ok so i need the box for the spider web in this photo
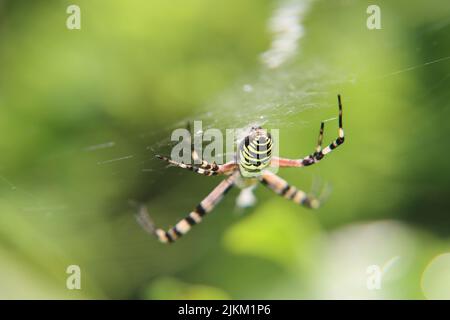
[138,0,347,162]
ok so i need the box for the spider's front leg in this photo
[186,121,213,169]
[137,172,238,243]
[156,122,237,176]
[156,155,236,176]
[259,170,321,209]
[271,94,345,168]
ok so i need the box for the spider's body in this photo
[138,95,345,243]
[238,127,273,177]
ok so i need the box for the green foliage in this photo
[144,277,230,300]
[0,0,449,299]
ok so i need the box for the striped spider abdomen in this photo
[238,126,273,177]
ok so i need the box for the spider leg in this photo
[315,121,325,153]
[136,172,238,243]
[271,94,345,168]
[156,155,237,176]
[259,170,321,209]
[156,122,237,175]
[187,121,225,169]
[186,121,208,167]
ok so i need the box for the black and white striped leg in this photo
[302,94,344,166]
[186,122,214,169]
[259,170,321,209]
[271,94,345,168]
[316,121,325,153]
[155,122,221,176]
[137,172,238,243]
[155,155,221,176]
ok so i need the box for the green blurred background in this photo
[0,0,449,299]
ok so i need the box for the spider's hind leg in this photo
[136,173,238,243]
[259,170,321,209]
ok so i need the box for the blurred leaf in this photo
[223,198,321,269]
[144,277,230,300]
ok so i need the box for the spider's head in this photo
[238,127,273,178]
[250,125,262,131]
[248,126,268,141]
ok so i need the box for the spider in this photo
[137,95,345,243]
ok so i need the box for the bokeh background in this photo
[0,0,449,299]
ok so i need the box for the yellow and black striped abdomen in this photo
[238,132,272,177]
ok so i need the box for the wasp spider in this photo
[137,95,345,243]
